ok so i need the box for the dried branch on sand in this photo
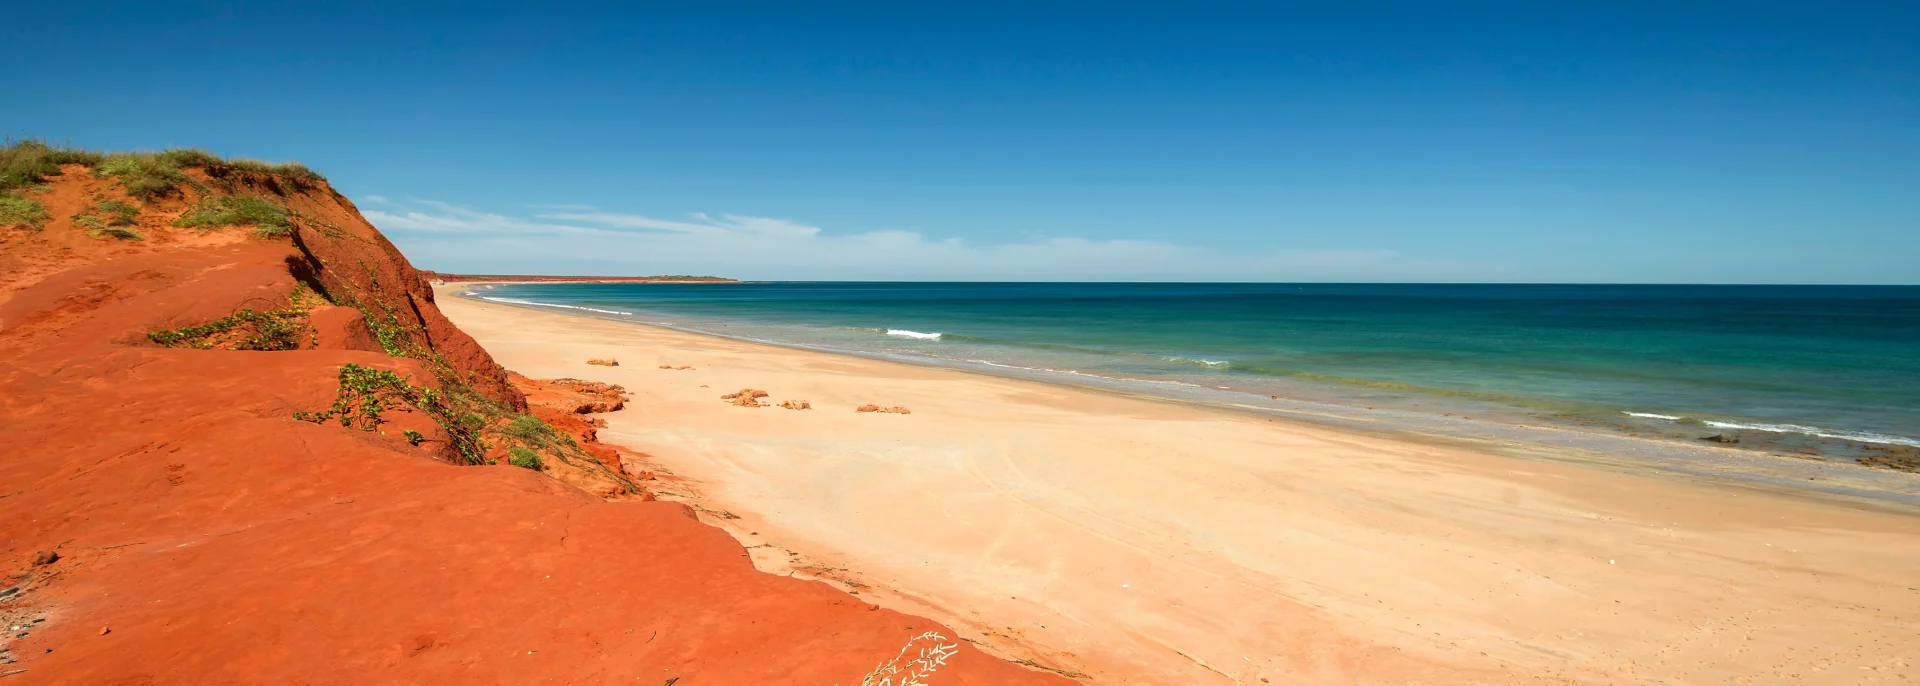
[860,631,960,686]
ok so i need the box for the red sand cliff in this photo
[0,159,1069,684]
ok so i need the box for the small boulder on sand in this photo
[721,389,769,407]
[549,378,628,413]
[780,400,811,410]
[586,358,619,367]
[856,404,911,415]
[658,364,694,370]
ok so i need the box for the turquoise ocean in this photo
[467,283,1920,463]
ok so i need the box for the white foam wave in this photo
[478,296,634,317]
[886,329,942,340]
[962,359,1204,388]
[1166,356,1230,368]
[1622,411,1920,447]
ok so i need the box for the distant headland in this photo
[422,271,737,284]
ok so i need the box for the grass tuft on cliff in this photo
[174,195,293,238]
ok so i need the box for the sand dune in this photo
[443,292,1920,685]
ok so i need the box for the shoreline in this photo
[449,286,1920,510]
[439,287,1920,684]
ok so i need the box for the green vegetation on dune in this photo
[96,154,196,200]
[0,139,102,193]
[94,225,145,241]
[72,200,144,239]
[0,139,90,230]
[92,200,140,221]
[223,157,326,183]
[0,138,325,240]
[0,194,49,230]
[507,446,544,471]
[293,363,490,465]
[148,307,306,348]
[0,138,325,204]
[147,284,322,350]
[174,194,293,238]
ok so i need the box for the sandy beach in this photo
[440,289,1920,685]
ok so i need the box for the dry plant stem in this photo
[860,632,960,686]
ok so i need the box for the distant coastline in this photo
[422,271,737,284]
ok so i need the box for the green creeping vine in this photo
[361,301,414,357]
[146,284,323,350]
[293,363,488,464]
[147,307,305,350]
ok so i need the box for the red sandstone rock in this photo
[306,304,381,352]
[720,389,770,407]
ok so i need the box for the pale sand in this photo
[439,291,1920,685]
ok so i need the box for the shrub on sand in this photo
[507,446,544,471]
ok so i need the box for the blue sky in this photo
[5,2,1915,282]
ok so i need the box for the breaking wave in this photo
[1166,356,1230,368]
[1622,411,1920,447]
[478,296,635,317]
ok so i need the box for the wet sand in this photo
[440,290,1920,685]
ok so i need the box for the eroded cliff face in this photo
[275,177,523,411]
[0,156,1068,684]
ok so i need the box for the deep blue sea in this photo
[470,283,1920,457]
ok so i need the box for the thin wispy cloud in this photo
[365,200,1486,281]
